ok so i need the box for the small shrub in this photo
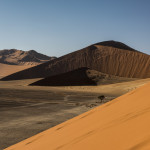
[98,95,105,103]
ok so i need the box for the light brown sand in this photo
[57,78,150,96]
[1,78,150,96]
[0,63,34,79]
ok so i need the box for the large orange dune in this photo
[5,82,150,150]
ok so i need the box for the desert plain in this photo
[0,77,150,149]
[0,41,150,150]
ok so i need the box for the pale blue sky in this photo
[0,0,149,56]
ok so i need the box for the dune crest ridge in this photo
[5,82,150,150]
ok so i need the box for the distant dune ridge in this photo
[1,40,150,81]
[0,49,56,78]
[0,49,56,65]
[30,67,136,86]
[5,81,150,150]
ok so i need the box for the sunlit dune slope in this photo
[0,63,34,79]
[1,40,150,81]
[5,82,150,150]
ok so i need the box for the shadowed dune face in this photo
[30,67,136,86]
[1,41,150,81]
[5,81,150,150]
[30,68,97,86]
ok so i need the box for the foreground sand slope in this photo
[5,81,150,150]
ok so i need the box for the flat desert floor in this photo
[0,78,150,149]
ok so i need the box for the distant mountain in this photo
[0,49,56,65]
[1,40,150,81]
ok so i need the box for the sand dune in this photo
[30,67,97,86]
[1,40,150,81]
[5,81,150,150]
[0,63,34,79]
[30,67,136,86]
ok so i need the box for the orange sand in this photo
[5,82,150,150]
[0,63,34,78]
